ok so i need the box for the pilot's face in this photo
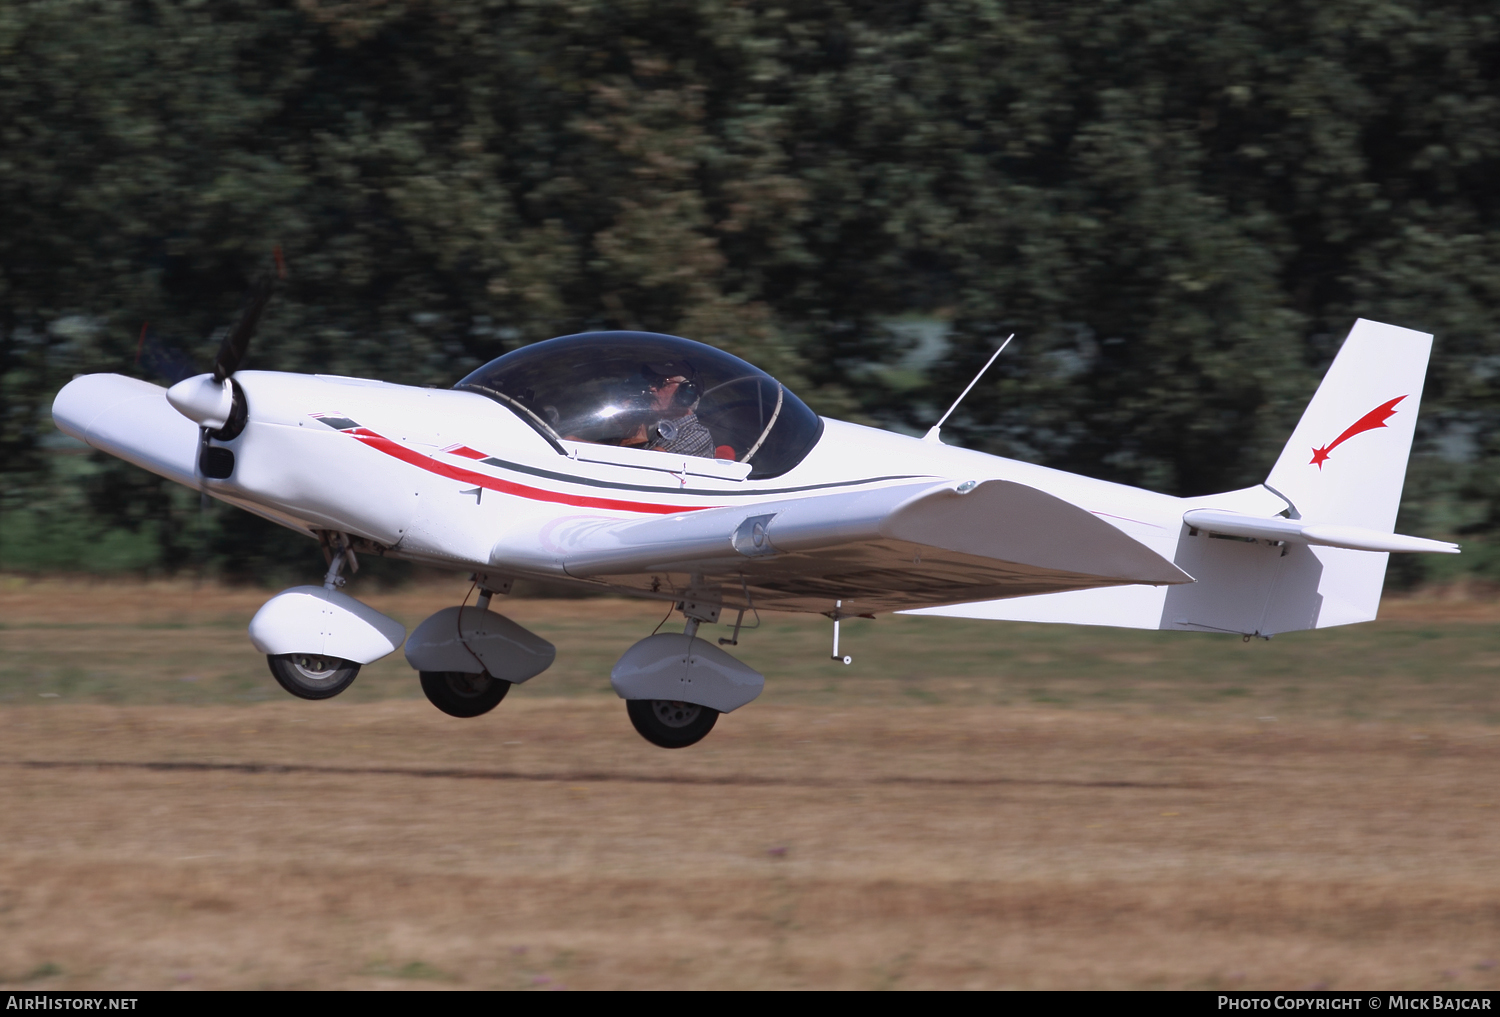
[648,376,686,411]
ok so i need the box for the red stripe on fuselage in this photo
[348,430,713,515]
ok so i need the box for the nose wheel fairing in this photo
[248,586,407,664]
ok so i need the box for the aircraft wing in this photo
[503,480,1192,615]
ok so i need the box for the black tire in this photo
[419,670,511,718]
[266,653,360,700]
[625,699,719,749]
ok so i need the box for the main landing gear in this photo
[411,585,510,720]
[412,585,512,718]
[610,593,764,749]
[403,578,557,718]
[609,591,856,749]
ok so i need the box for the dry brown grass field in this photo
[2,575,1500,989]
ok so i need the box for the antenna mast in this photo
[922,333,1014,443]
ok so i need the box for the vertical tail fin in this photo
[1264,319,1432,530]
[1244,318,1434,630]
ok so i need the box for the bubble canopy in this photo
[455,332,824,479]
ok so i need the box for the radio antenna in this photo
[922,333,1014,443]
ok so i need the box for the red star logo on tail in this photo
[1310,395,1406,469]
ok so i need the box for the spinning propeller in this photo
[159,248,285,493]
[164,247,284,438]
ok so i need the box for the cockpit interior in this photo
[455,332,824,479]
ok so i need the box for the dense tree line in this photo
[2,0,1497,585]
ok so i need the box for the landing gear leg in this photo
[318,531,358,589]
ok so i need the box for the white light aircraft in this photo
[52,270,1457,748]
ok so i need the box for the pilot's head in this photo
[642,361,698,415]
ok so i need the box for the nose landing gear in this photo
[265,541,364,700]
[249,534,407,702]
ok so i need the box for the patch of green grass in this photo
[4,596,1500,725]
[362,960,455,981]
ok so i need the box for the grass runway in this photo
[2,577,1499,989]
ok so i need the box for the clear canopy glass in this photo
[456,332,823,479]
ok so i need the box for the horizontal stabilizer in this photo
[1183,509,1459,554]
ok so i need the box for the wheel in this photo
[266,653,360,700]
[419,670,511,718]
[625,699,719,749]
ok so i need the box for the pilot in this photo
[624,361,715,458]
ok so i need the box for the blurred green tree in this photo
[1,0,1495,585]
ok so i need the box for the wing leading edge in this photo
[497,480,1191,615]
